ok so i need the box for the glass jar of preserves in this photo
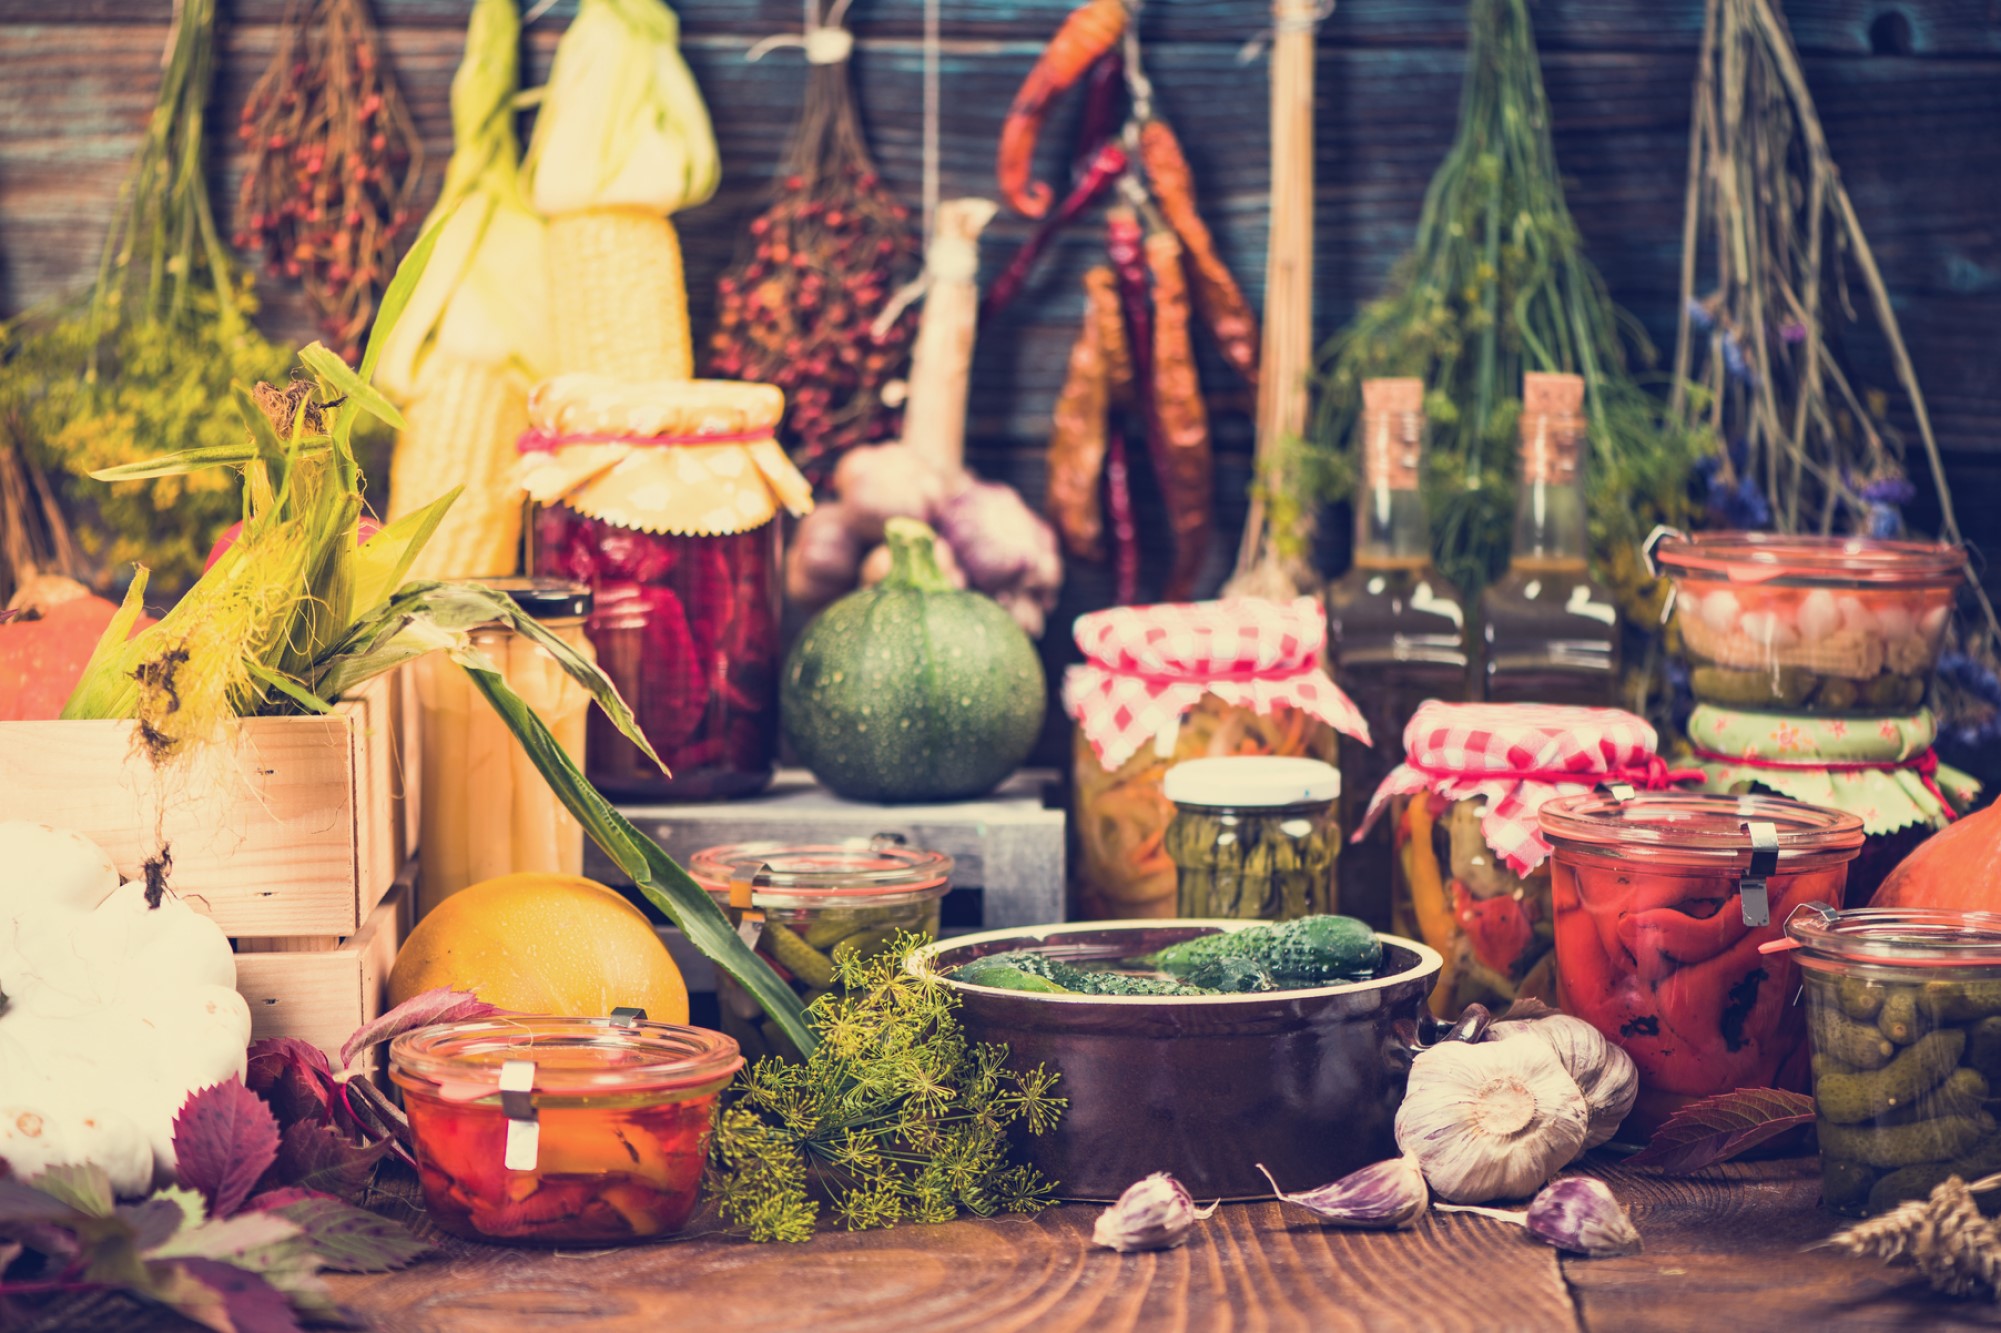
[1785,904,2001,1215]
[1163,756,1339,920]
[1361,702,1682,1019]
[688,839,953,1063]
[521,375,813,801]
[1653,531,1964,714]
[413,578,595,919]
[390,1015,740,1244]
[1064,597,1368,920]
[1685,703,1974,905]
[1539,791,1864,1138]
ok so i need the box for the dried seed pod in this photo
[1525,1177,1643,1257]
[1394,1035,1590,1203]
[1091,1172,1217,1253]
[1488,1013,1639,1151]
[1256,1158,1428,1230]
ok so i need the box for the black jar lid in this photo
[474,576,591,620]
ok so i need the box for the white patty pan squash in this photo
[0,821,251,1195]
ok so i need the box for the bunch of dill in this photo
[707,936,1066,1243]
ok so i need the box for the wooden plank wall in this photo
[1,0,1996,634]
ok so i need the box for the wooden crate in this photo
[0,670,416,938]
[235,876,410,1058]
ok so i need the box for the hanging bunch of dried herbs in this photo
[0,0,290,594]
[1284,0,1709,613]
[707,936,1066,1242]
[235,0,423,360]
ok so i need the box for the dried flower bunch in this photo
[236,0,424,359]
[1819,1173,2001,1299]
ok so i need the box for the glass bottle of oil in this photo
[1326,377,1469,929]
[1478,372,1620,705]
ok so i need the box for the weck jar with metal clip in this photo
[390,1013,741,1244]
[1538,791,1864,1137]
[689,839,953,1062]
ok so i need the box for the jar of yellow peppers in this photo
[1063,597,1369,919]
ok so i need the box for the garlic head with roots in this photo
[1394,1036,1590,1203]
[1487,1013,1639,1151]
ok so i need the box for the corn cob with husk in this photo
[524,0,718,381]
[375,0,547,579]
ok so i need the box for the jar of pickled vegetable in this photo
[390,1015,740,1244]
[520,374,814,801]
[1358,702,1692,1020]
[1064,597,1369,920]
[1784,904,2001,1215]
[689,839,953,1062]
[1163,756,1339,920]
[1538,791,1864,1138]
[413,578,594,918]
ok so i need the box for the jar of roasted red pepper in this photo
[1538,791,1864,1138]
[521,374,814,800]
[1355,702,1689,1020]
[689,838,953,1063]
[390,1015,740,1244]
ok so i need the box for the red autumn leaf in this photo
[173,1079,283,1219]
[338,987,504,1072]
[245,1038,335,1128]
[1625,1087,1816,1174]
[264,1194,430,1273]
[260,1121,392,1203]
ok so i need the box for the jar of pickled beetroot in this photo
[1356,702,1691,1020]
[1783,905,2001,1215]
[390,1016,741,1244]
[1538,791,1864,1138]
[1652,531,1964,715]
[689,839,953,1063]
[520,374,814,800]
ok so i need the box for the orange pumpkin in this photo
[1868,801,2001,911]
[0,576,154,721]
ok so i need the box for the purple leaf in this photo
[155,1256,306,1333]
[262,1121,391,1203]
[118,1195,195,1251]
[266,1195,430,1273]
[243,1187,338,1213]
[245,1039,335,1128]
[1625,1088,1816,1174]
[174,1080,283,1219]
[338,987,502,1072]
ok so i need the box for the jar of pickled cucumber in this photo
[688,838,953,1062]
[1785,904,2001,1216]
[1163,757,1339,920]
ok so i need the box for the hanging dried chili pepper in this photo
[1105,206,1154,398]
[1144,228,1214,601]
[236,0,422,360]
[1072,49,1127,172]
[1087,264,1135,411]
[982,140,1129,324]
[996,0,1129,218]
[1139,117,1259,390]
[1048,278,1111,561]
[1105,426,1140,605]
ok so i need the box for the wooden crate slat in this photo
[234,878,409,1057]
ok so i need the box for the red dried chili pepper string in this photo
[1105,425,1140,604]
[982,140,1130,325]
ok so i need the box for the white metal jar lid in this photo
[1162,756,1341,809]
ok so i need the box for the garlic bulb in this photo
[1489,1014,1639,1152]
[1395,1037,1589,1203]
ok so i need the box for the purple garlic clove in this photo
[1091,1172,1217,1253]
[1526,1177,1642,1257]
[1257,1158,1430,1230]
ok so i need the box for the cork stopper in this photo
[1359,377,1425,490]
[1519,372,1585,485]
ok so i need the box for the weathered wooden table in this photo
[322,1158,2001,1330]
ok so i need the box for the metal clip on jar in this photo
[1163,756,1340,921]
[689,839,953,1062]
[1784,904,2001,1216]
[1538,792,1863,1138]
[390,1015,741,1244]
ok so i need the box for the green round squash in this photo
[782,518,1047,801]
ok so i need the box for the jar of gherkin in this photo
[688,838,952,1063]
[1163,757,1340,920]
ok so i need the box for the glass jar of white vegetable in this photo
[1163,757,1341,921]
[413,578,595,918]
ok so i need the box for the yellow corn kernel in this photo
[545,208,693,381]
[389,356,530,580]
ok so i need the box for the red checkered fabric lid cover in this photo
[1063,597,1370,772]
[1356,701,1668,876]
